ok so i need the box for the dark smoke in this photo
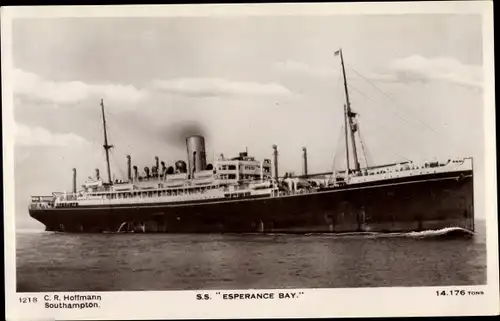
[160,120,208,147]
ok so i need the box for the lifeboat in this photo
[84,180,103,189]
[250,181,271,189]
[113,183,134,191]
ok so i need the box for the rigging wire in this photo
[346,78,435,138]
[350,110,411,167]
[344,81,432,158]
[353,110,414,162]
[333,61,419,165]
[345,64,462,156]
[346,64,445,137]
[332,124,347,172]
[357,117,412,167]
[83,111,110,177]
[336,68,342,89]
[101,108,139,174]
[360,132,374,166]
[109,150,126,181]
[91,102,137,182]
[104,109,134,151]
[82,101,140,181]
[347,83,371,100]
[356,126,370,168]
[331,69,346,174]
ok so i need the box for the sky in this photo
[10,14,485,229]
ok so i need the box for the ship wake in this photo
[300,227,476,239]
[403,227,475,238]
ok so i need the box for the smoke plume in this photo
[161,120,208,147]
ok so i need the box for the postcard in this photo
[2,2,498,320]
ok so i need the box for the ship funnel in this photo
[72,168,77,193]
[186,135,206,176]
[273,144,279,181]
[127,155,132,182]
[302,147,308,177]
[95,168,100,181]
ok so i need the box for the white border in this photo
[3,2,498,320]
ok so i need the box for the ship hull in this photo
[29,170,474,233]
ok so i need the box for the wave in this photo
[15,227,475,238]
[405,227,476,238]
[300,227,475,239]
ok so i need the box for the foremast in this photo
[100,99,113,185]
[336,48,361,175]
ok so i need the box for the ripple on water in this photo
[16,222,487,292]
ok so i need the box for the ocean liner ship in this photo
[28,49,475,233]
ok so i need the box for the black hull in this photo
[29,170,474,234]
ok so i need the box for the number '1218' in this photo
[19,297,38,303]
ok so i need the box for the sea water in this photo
[16,220,486,292]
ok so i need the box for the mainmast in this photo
[100,99,113,184]
[337,48,360,173]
